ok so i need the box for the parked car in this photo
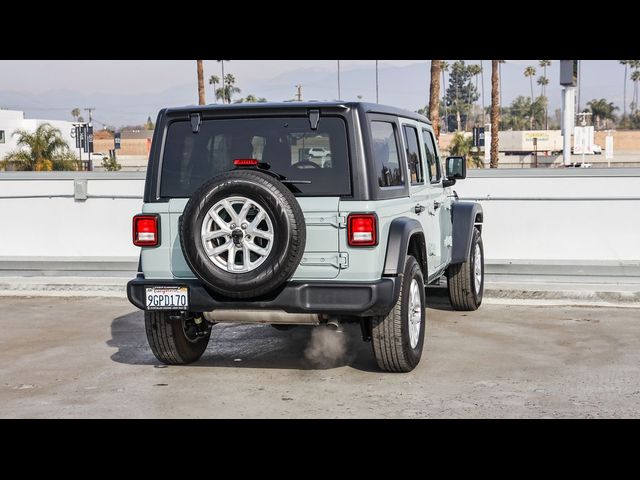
[127,102,484,372]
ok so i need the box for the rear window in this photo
[159,116,351,197]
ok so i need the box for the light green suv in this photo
[128,102,484,372]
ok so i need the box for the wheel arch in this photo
[450,201,483,264]
[382,217,427,277]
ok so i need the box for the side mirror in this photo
[446,156,466,180]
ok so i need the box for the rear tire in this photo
[371,256,426,373]
[145,311,211,365]
[447,227,484,311]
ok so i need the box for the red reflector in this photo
[133,215,159,247]
[234,158,259,166]
[348,214,377,246]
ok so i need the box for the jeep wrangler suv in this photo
[127,102,484,372]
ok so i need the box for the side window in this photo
[371,121,404,187]
[422,129,441,183]
[402,125,424,185]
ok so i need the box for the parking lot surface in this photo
[1,295,639,418]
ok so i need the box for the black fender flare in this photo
[382,217,427,276]
[450,201,483,264]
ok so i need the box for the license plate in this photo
[146,286,189,310]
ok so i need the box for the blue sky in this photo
[0,60,629,127]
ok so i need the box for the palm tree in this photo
[586,98,618,130]
[480,60,486,125]
[1,123,78,171]
[467,64,483,127]
[441,61,449,133]
[209,75,220,103]
[71,108,80,122]
[196,60,205,105]
[631,69,640,114]
[428,60,442,139]
[217,60,229,103]
[539,60,551,87]
[524,66,536,128]
[619,60,630,119]
[537,76,550,128]
[216,74,241,104]
[490,60,500,169]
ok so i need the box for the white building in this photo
[0,109,78,160]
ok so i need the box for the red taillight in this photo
[348,213,377,247]
[233,158,258,166]
[133,215,159,247]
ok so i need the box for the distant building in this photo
[0,109,77,159]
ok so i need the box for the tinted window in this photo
[422,129,441,183]
[402,125,424,184]
[160,116,350,197]
[371,121,403,187]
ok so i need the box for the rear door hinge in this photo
[338,252,349,268]
[338,214,347,228]
[445,235,453,247]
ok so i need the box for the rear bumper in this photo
[127,275,400,317]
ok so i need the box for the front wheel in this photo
[447,227,484,311]
[145,311,211,365]
[371,256,426,372]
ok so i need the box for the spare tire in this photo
[180,169,306,299]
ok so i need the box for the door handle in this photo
[434,201,442,210]
[415,204,426,215]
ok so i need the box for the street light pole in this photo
[375,60,379,103]
[337,60,341,100]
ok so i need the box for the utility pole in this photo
[560,60,577,167]
[375,60,379,103]
[337,60,341,100]
[84,108,95,171]
[295,84,302,101]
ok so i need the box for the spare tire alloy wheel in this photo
[180,170,306,299]
[201,196,274,273]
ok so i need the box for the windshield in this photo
[159,116,351,197]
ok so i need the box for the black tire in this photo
[180,169,306,299]
[371,256,426,373]
[145,311,211,365]
[447,227,484,311]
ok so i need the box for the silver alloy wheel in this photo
[200,196,274,273]
[408,278,422,349]
[474,243,482,293]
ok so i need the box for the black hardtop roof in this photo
[163,101,431,125]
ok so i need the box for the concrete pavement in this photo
[1,295,639,418]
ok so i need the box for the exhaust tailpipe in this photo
[326,318,343,333]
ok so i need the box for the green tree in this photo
[444,60,479,131]
[144,116,155,130]
[71,107,80,122]
[101,155,122,171]
[1,123,79,171]
[501,96,546,130]
[209,75,220,103]
[538,60,551,88]
[467,64,483,127]
[234,94,267,103]
[586,98,618,130]
[215,74,241,104]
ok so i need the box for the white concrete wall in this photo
[0,170,638,272]
[454,169,640,265]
